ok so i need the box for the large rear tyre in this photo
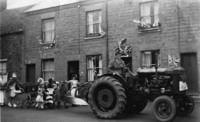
[88,76,127,119]
[152,96,176,122]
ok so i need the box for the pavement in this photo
[1,102,200,122]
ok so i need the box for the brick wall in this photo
[107,0,180,70]
[1,33,23,80]
[24,1,108,82]
[178,0,200,93]
[0,7,29,81]
[23,0,200,92]
[106,0,200,93]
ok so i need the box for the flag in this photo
[174,56,180,66]
[168,55,180,66]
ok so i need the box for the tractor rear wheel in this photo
[88,76,127,119]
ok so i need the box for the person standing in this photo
[6,72,22,107]
[67,74,78,97]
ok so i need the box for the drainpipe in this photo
[105,0,109,71]
[78,3,81,54]
[176,0,181,58]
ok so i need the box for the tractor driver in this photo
[108,52,127,76]
[109,52,138,88]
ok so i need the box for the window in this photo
[0,60,7,83]
[0,61,7,74]
[141,50,160,68]
[42,18,55,43]
[42,59,54,81]
[87,55,102,81]
[86,10,102,37]
[139,1,159,29]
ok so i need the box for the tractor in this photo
[76,38,194,122]
[86,65,194,122]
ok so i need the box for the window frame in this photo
[41,18,55,44]
[86,54,103,82]
[0,59,7,83]
[86,10,102,37]
[0,60,7,75]
[141,50,160,68]
[139,0,160,31]
[41,58,55,81]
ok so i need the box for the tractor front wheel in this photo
[152,95,176,122]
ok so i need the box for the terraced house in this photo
[1,0,200,95]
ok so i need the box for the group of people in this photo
[5,73,79,109]
[35,77,57,109]
[35,75,79,109]
[4,38,133,109]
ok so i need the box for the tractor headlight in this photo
[179,81,188,91]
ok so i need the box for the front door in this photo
[121,57,132,71]
[181,53,199,93]
[68,61,79,80]
[26,64,36,83]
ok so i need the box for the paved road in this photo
[1,102,200,122]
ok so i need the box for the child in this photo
[35,77,45,109]
[35,87,44,109]
[45,87,54,108]
[44,78,56,109]
[54,81,61,108]
[54,81,69,108]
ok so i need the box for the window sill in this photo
[0,59,7,62]
[138,27,161,33]
[40,42,55,48]
[84,33,105,40]
[0,73,8,75]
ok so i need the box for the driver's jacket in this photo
[109,57,126,75]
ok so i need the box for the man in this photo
[109,53,127,76]
[109,52,137,85]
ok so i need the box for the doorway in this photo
[121,57,132,71]
[26,64,36,83]
[181,53,199,93]
[68,61,79,80]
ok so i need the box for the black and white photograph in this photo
[0,0,200,122]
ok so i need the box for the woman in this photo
[6,73,22,107]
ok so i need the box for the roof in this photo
[7,0,40,9]
[25,0,79,12]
